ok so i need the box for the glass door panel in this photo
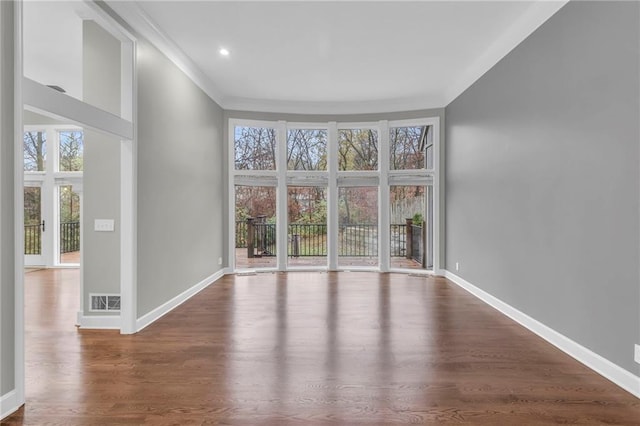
[338,187,378,268]
[235,185,277,270]
[389,185,426,270]
[24,186,44,266]
[59,185,80,264]
[287,186,327,268]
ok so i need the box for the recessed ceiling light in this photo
[219,48,230,56]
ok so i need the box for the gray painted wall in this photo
[82,21,121,315]
[445,1,639,374]
[0,0,15,397]
[137,38,225,318]
[223,108,446,269]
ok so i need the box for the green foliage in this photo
[412,212,423,225]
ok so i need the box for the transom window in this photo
[234,126,277,170]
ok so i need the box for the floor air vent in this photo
[90,294,121,312]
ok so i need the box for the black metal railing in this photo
[236,220,423,262]
[253,222,276,256]
[338,224,377,257]
[411,224,423,263]
[60,221,80,253]
[236,221,248,248]
[24,224,41,255]
[289,223,327,256]
[390,224,407,257]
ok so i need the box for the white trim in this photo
[0,390,21,421]
[444,271,640,399]
[432,117,441,272]
[276,121,287,271]
[444,1,568,105]
[107,1,225,107]
[76,313,121,330]
[136,269,225,332]
[378,120,390,272]
[23,78,133,140]
[327,121,338,270]
[223,95,446,116]
[13,0,26,410]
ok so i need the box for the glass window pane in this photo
[287,129,327,171]
[288,186,327,267]
[235,186,277,269]
[23,131,47,172]
[390,186,426,270]
[338,187,378,267]
[59,185,81,264]
[389,126,426,170]
[24,187,42,255]
[59,131,84,172]
[338,129,378,171]
[234,126,277,170]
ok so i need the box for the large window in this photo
[230,118,439,273]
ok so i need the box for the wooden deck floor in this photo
[235,248,422,269]
[3,269,639,424]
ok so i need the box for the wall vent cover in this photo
[90,294,121,312]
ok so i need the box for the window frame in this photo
[228,116,440,275]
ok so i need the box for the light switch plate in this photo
[94,219,115,232]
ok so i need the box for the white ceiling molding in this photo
[223,93,447,115]
[443,0,569,105]
[107,1,226,107]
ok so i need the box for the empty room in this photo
[1,0,639,424]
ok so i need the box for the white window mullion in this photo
[276,121,288,271]
[327,121,338,270]
[378,120,390,272]
[432,120,441,273]
[41,126,56,267]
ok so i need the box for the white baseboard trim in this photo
[76,312,121,330]
[1,390,21,421]
[136,269,225,332]
[444,270,640,399]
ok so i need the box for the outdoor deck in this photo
[235,248,423,270]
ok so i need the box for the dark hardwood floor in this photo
[3,270,639,425]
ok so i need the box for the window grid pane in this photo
[338,129,378,171]
[287,129,327,171]
[23,131,47,172]
[59,131,84,172]
[389,126,426,170]
[234,126,277,170]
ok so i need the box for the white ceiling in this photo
[108,1,567,114]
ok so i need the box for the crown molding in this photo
[106,1,226,107]
[223,93,447,115]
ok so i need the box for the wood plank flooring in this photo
[3,270,639,425]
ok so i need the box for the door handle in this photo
[41,220,45,232]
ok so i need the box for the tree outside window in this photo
[59,131,84,172]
